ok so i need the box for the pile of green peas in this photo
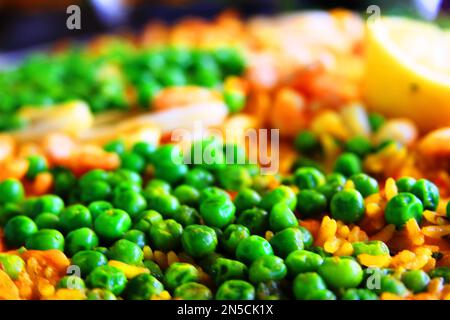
[0,45,246,132]
[0,131,446,300]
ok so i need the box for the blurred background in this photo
[0,0,448,52]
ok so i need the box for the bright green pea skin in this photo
[86,265,127,295]
[396,177,416,193]
[0,254,25,280]
[88,201,113,221]
[122,229,146,248]
[352,241,389,256]
[184,168,215,190]
[318,257,363,289]
[384,192,423,229]
[293,167,325,190]
[248,255,287,284]
[285,250,323,277]
[237,208,268,235]
[80,169,111,188]
[326,173,347,186]
[133,210,163,233]
[80,180,111,203]
[210,257,248,284]
[305,289,336,300]
[199,187,230,203]
[154,162,188,185]
[143,260,164,281]
[317,182,344,204]
[112,181,140,198]
[132,141,155,161]
[26,155,47,179]
[269,202,298,232]
[376,275,409,296]
[94,209,132,242]
[109,169,142,188]
[293,272,327,300]
[234,188,261,212]
[294,130,321,155]
[216,280,255,300]
[149,219,183,252]
[60,204,93,233]
[220,224,250,254]
[4,215,38,247]
[174,282,213,300]
[260,186,297,211]
[57,276,86,290]
[200,196,235,229]
[330,189,365,223]
[173,184,200,207]
[368,112,385,132]
[333,152,362,177]
[104,139,125,155]
[120,151,146,173]
[401,270,430,293]
[65,227,99,256]
[87,288,117,300]
[145,179,171,194]
[342,288,378,300]
[298,226,314,247]
[71,250,108,277]
[296,190,327,218]
[31,195,65,217]
[349,173,379,198]
[144,189,180,218]
[108,239,144,265]
[0,178,24,204]
[0,202,22,226]
[236,235,273,265]
[224,90,245,113]
[181,224,218,258]
[217,165,252,191]
[269,227,304,258]
[34,213,60,230]
[410,179,440,211]
[125,273,164,300]
[171,205,201,227]
[26,229,65,251]
[345,136,372,158]
[164,262,200,291]
[113,190,147,219]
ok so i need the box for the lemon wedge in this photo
[363,16,450,132]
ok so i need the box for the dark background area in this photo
[0,0,448,52]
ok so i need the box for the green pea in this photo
[122,229,146,248]
[184,168,215,190]
[26,155,47,179]
[0,179,24,204]
[396,177,416,193]
[428,267,450,283]
[80,169,110,188]
[0,254,25,280]
[318,257,363,289]
[71,250,108,277]
[293,167,325,189]
[145,179,171,194]
[237,208,269,235]
[144,189,180,218]
[88,201,113,221]
[171,205,201,227]
[217,165,252,191]
[352,240,389,256]
[143,260,164,281]
[333,152,362,177]
[260,186,297,211]
[149,219,183,252]
[4,215,38,247]
[108,239,143,265]
[210,257,248,284]
[94,209,132,242]
[384,192,423,228]
[133,210,163,233]
[256,281,283,300]
[86,288,117,300]
[26,229,65,251]
[80,180,111,203]
[109,169,142,187]
[224,90,246,113]
[305,289,336,300]
[164,262,200,291]
[199,187,230,203]
[330,189,365,223]
[220,224,250,254]
[60,204,92,233]
[113,191,147,219]
[345,136,372,158]
[293,272,327,300]
[57,276,86,290]
[216,280,255,300]
[120,151,146,173]
[368,112,385,132]
[298,226,314,247]
[236,235,273,265]
[401,270,430,293]
[326,173,347,186]
[269,228,304,258]
[249,255,287,284]
[234,188,261,212]
[268,202,298,232]
[174,282,213,300]
[294,130,321,155]
[200,196,235,229]
[376,275,409,296]
[86,265,127,295]
[297,190,327,218]
[316,182,344,203]
[154,162,188,185]
[181,224,218,258]
[132,141,156,161]
[342,288,378,300]
[173,184,200,207]
[34,213,60,230]
[65,227,99,256]
[0,202,22,226]
[31,195,64,217]
[285,250,323,276]
[349,173,379,198]
[104,139,126,155]
[410,179,440,211]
